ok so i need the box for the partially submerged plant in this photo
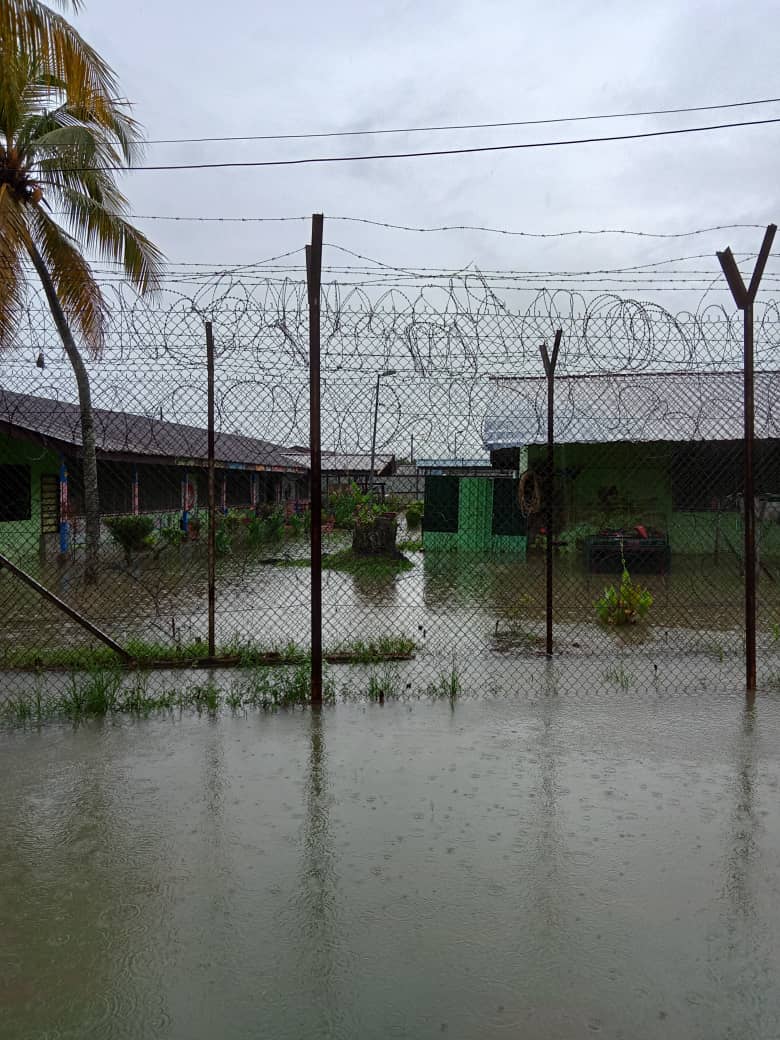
[105,515,156,565]
[596,552,653,626]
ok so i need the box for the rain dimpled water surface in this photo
[1,686,780,1039]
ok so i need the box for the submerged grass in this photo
[366,665,402,701]
[2,634,417,672]
[425,656,461,701]
[325,636,416,662]
[603,665,633,689]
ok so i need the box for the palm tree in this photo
[0,46,164,581]
[1,1,121,114]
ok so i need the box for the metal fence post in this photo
[717,224,777,695]
[540,329,562,659]
[206,321,216,660]
[306,214,324,706]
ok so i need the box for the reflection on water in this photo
[2,690,780,1039]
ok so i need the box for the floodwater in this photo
[3,536,780,693]
[2,689,780,1039]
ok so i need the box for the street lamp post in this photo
[368,368,397,492]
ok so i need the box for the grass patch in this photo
[426,657,461,700]
[1,634,418,672]
[0,664,337,723]
[603,665,633,689]
[240,664,336,710]
[366,665,402,701]
[325,636,416,663]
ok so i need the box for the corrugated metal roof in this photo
[281,450,395,475]
[416,458,492,469]
[482,370,780,449]
[0,390,305,471]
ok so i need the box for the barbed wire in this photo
[4,276,780,459]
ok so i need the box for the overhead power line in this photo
[85,116,780,172]
[144,96,780,144]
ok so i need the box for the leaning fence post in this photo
[539,329,562,659]
[717,223,777,695]
[205,321,216,660]
[306,214,324,706]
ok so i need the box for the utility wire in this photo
[73,115,780,172]
[144,96,780,144]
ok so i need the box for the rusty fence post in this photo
[539,329,562,659]
[717,223,777,695]
[205,321,216,660]
[306,214,324,706]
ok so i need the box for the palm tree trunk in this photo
[27,243,101,583]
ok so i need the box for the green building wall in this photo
[0,432,60,557]
[423,477,527,554]
[525,440,780,558]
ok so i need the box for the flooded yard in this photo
[3,539,780,695]
[1,688,780,1039]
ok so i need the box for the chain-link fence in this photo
[2,279,779,714]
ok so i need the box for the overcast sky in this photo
[71,0,780,297]
[11,0,780,456]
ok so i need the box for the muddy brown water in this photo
[1,688,780,1039]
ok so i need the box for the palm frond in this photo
[0,183,27,350]
[27,202,106,354]
[53,188,165,293]
[0,1,119,113]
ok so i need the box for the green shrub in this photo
[287,511,305,537]
[596,566,653,625]
[216,520,232,554]
[105,515,156,563]
[158,524,185,549]
[327,482,379,529]
[265,507,285,540]
[405,501,424,527]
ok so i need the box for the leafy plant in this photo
[158,524,185,549]
[405,500,424,528]
[556,522,600,555]
[105,515,156,564]
[216,520,232,555]
[287,511,305,537]
[265,507,286,540]
[328,482,380,529]
[596,563,653,626]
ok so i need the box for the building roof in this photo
[416,458,492,470]
[482,369,780,449]
[282,448,395,476]
[0,390,306,472]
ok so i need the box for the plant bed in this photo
[585,528,670,574]
[324,651,414,664]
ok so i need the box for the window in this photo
[671,440,780,510]
[424,476,459,532]
[492,478,527,536]
[0,465,32,521]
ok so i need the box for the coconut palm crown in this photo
[0,41,164,578]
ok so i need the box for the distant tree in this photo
[0,34,163,580]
